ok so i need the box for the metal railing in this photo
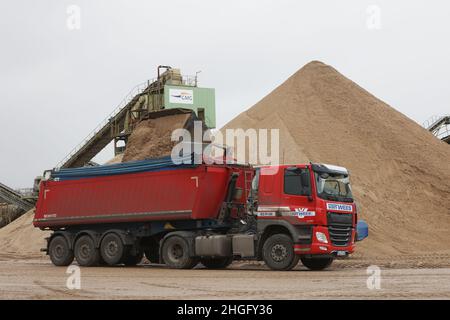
[435,125,450,140]
[55,81,149,168]
[15,188,35,197]
[422,114,450,131]
[155,75,198,87]
[181,75,198,86]
[422,114,450,141]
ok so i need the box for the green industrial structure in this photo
[164,85,216,128]
[57,66,216,169]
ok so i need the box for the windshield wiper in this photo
[334,196,353,203]
[322,193,339,201]
[321,193,353,202]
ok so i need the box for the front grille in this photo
[328,225,352,246]
[327,212,353,246]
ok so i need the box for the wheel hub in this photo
[170,244,183,261]
[271,244,287,262]
[106,241,118,257]
[80,244,91,259]
[54,245,64,258]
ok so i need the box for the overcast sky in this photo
[0,0,449,188]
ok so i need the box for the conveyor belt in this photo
[424,115,450,144]
[56,82,150,169]
[0,182,34,211]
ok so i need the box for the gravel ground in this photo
[1,257,449,299]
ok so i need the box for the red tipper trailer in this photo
[35,164,244,227]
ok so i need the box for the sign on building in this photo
[169,89,194,104]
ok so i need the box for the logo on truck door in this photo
[294,208,316,218]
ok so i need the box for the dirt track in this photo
[1,257,450,299]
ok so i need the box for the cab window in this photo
[284,168,311,196]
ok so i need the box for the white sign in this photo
[326,203,353,212]
[169,88,193,104]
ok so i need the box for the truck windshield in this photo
[314,172,353,203]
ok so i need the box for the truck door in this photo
[282,167,316,223]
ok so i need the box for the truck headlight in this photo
[315,232,328,244]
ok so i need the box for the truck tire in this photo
[100,233,125,266]
[262,234,299,271]
[300,257,333,271]
[123,249,144,266]
[161,235,198,269]
[200,257,233,269]
[48,235,74,266]
[74,235,101,267]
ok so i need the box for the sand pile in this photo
[223,61,450,257]
[106,153,124,164]
[0,209,50,258]
[122,113,192,162]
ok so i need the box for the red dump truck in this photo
[34,155,367,271]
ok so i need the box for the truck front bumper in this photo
[293,225,355,257]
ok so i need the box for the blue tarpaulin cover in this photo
[51,155,197,181]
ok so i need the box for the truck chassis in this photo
[45,217,334,271]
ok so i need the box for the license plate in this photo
[336,251,347,256]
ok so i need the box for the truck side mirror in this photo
[300,171,312,196]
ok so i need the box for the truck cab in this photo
[252,163,360,270]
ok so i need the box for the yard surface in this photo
[1,256,449,299]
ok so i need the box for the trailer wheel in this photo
[100,233,125,266]
[300,257,333,271]
[74,235,100,267]
[161,236,198,269]
[48,235,74,266]
[262,234,299,271]
[123,249,144,266]
[200,257,233,269]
